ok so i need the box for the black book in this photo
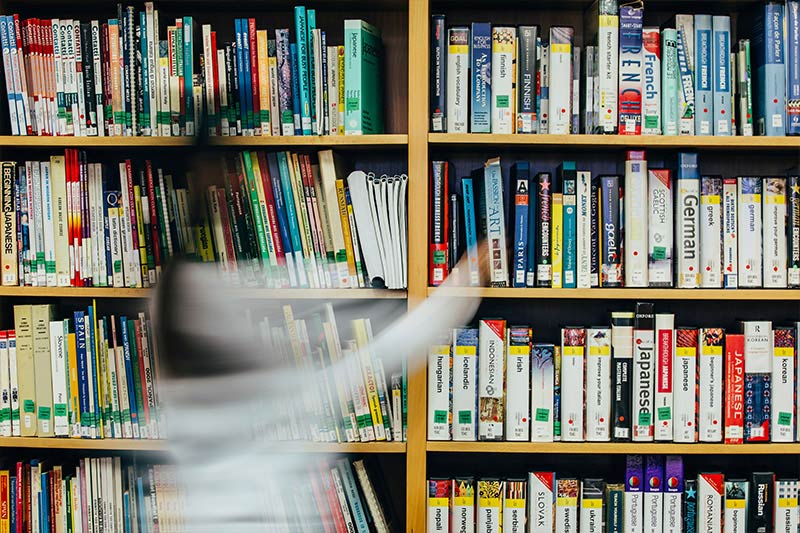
[535,172,552,287]
[611,310,634,441]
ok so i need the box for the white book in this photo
[699,328,724,442]
[624,152,648,286]
[452,328,478,441]
[643,460,663,533]
[774,481,800,533]
[50,20,65,135]
[676,14,695,135]
[505,327,531,442]
[0,332,9,436]
[202,25,216,136]
[697,474,723,533]
[771,328,795,442]
[556,481,579,533]
[540,43,550,134]
[673,328,698,443]
[451,479,475,533]
[675,170,700,288]
[560,328,585,442]
[576,171,592,288]
[491,27,516,134]
[700,177,723,288]
[427,343,451,440]
[548,27,573,134]
[763,177,787,288]
[529,473,555,533]
[502,483,526,533]
[648,169,673,286]
[478,319,505,440]
[585,327,611,442]
[737,177,762,288]
[8,332,18,436]
[633,307,655,442]
[642,27,662,134]
[595,7,619,133]
[327,46,339,135]
[531,344,555,442]
[446,27,469,133]
[654,314,675,441]
[49,319,68,436]
[90,20,105,136]
[722,178,738,288]
[28,162,43,286]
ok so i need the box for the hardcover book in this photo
[698,473,724,533]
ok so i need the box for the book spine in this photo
[737,177,763,288]
[700,176,723,288]
[624,151,648,286]
[624,455,644,533]
[1,163,17,286]
[516,26,537,134]
[571,46,580,134]
[662,29,679,135]
[529,473,555,532]
[744,321,771,442]
[469,22,491,133]
[654,314,675,441]
[562,178,576,288]
[648,169,673,286]
[737,40,753,136]
[484,158,508,287]
[590,181,599,286]
[611,311,634,442]
[644,457,664,533]
[618,6,643,135]
[698,474,724,533]
[599,175,622,287]
[491,27,515,134]
[535,173,552,287]
[427,479,451,532]
[586,327,611,441]
[429,161,448,286]
[674,327,698,442]
[530,344,554,442]
[556,479,579,533]
[597,10,619,133]
[676,14,696,135]
[478,480,504,532]
[695,15,713,135]
[790,176,800,287]
[712,16,732,135]
[452,328,478,441]
[503,480,526,533]
[770,326,795,441]
[757,3,786,136]
[548,27,573,135]
[676,153,700,288]
[642,28,661,135]
[788,2,800,135]
[461,177,480,287]
[763,177,788,287]
[446,27,469,133]
[478,319,505,441]
[551,193,563,288]
[576,171,591,288]
[698,328,724,442]
[722,177,739,288]
[633,303,655,442]
[430,15,446,132]
[540,42,549,134]
[560,327,585,441]
[512,177,529,288]
[506,326,531,441]
[723,333,745,444]
[554,346,562,439]
[427,342,450,441]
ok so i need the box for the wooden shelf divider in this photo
[427,287,800,300]
[427,441,800,455]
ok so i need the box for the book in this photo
[695,15,714,135]
[452,328,478,442]
[549,27,573,135]
[654,314,675,441]
[648,168,673,286]
[618,5,643,135]
[478,319,505,441]
[662,28,679,135]
[491,27,516,134]
[642,27,661,135]
[624,151,648,287]
[586,327,611,441]
[584,0,619,134]
[713,16,733,135]
[676,14,696,135]
[700,176,723,288]
[699,327,724,442]
[675,152,700,288]
[505,326,531,441]
[430,15,446,133]
[724,333,745,444]
[738,177,763,288]
[471,22,492,134]
[763,177,787,288]
[516,26,538,134]
[446,27,469,134]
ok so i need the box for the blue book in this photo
[120,316,139,435]
[694,14,713,135]
[41,472,49,533]
[290,43,303,135]
[74,311,90,437]
[461,177,480,287]
[103,191,115,287]
[9,476,15,531]
[182,17,194,135]
[276,152,308,287]
[308,9,318,134]
[242,19,254,133]
[712,16,732,135]
[747,2,786,135]
[138,477,147,532]
[139,11,150,134]
[526,173,537,287]
[337,459,370,533]
[470,22,492,132]
[234,20,247,134]
[484,158,509,287]
[511,163,530,287]
[0,17,17,135]
[124,492,131,533]
[787,0,800,134]
[560,163,577,288]
[87,306,100,435]
[294,6,312,135]
[266,153,297,287]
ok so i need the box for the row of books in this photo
[0,4,384,137]
[428,305,793,443]
[1,303,163,440]
[430,152,799,289]
[266,303,406,443]
[0,148,406,290]
[269,457,395,533]
[0,459,181,533]
[431,2,800,136]
[427,455,790,533]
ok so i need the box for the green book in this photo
[344,20,384,135]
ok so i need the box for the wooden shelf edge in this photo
[427,442,800,454]
[0,287,406,300]
[429,133,800,149]
[0,287,152,298]
[0,134,408,148]
[427,287,800,300]
[273,442,407,454]
[0,437,168,451]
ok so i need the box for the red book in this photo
[210,30,220,134]
[133,319,150,431]
[144,161,162,279]
[14,16,32,135]
[123,159,139,287]
[724,333,745,444]
[101,22,112,135]
[215,187,239,280]
[429,161,449,286]
[79,152,89,286]
[308,468,336,533]
[43,19,55,136]
[300,155,325,278]
[248,18,260,134]
[256,151,288,285]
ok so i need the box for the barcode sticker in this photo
[717,120,729,133]
[773,114,783,128]
[701,121,711,134]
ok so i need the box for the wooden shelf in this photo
[429,133,800,149]
[427,442,800,455]
[0,135,408,148]
[0,437,168,451]
[0,287,152,298]
[0,287,406,300]
[272,442,407,454]
[427,287,800,300]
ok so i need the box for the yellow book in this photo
[0,470,8,533]
[67,329,80,437]
[318,150,350,287]
[551,193,564,289]
[256,30,271,135]
[337,46,345,135]
[14,305,35,436]
[352,318,386,441]
[249,152,277,283]
[32,305,54,437]
[133,185,149,288]
[335,179,358,287]
[50,156,70,287]
[288,153,317,287]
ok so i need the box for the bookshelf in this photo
[2,0,800,531]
